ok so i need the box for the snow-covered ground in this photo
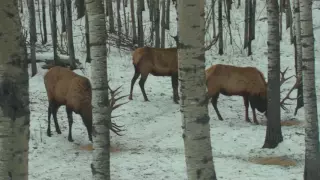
[22,0,320,179]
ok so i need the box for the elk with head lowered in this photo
[202,64,299,124]
[44,66,125,142]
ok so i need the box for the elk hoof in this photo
[128,95,133,100]
[56,129,62,134]
[47,130,52,137]
[68,136,74,142]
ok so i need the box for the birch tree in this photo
[86,0,110,179]
[137,0,144,47]
[41,0,47,44]
[49,0,59,65]
[293,0,303,116]
[300,0,320,178]
[106,0,115,32]
[0,1,30,179]
[262,0,283,149]
[64,0,77,69]
[130,0,137,44]
[154,0,160,47]
[27,0,38,76]
[177,0,217,179]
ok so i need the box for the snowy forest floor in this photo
[23,0,320,179]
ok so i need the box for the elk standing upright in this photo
[128,47,179,103]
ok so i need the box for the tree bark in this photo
[64,0,77,69]
[211,0,216,37]
[263,0,283,149]
[165,0,170,30]
[123,0,128,37]
[130,0,137,44]
[27,0,38,76]
[85,0,110,179]
[85,11,91,63]
[0,1,30,179]
[60,0,66,33]
[137,0,144,47]
[107,0,115,32]
[218,0,223,55]
[177,0,217,179]
[50,0,59,65]
[160,0,165,48]
[155,0,160,47]
[300,0,320,178]
[116,0,122,46]
[293,0,303,116]
[41,0,47,44]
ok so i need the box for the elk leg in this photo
[251,106,259,125]
[139,74,149,101]
[47,102,61,134]
[171,72,179,103]
[51,103,61,134]
[243,96,251,123]
[47,102,53,137]
[81,114,93,142]
[129,65,141,100]
[66,107,74,142]
[211,94,223,121]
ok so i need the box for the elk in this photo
[44,66,125,142]
[128,46,180,103]
[128,35,219,104]
[202,64,299,124]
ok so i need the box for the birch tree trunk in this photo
[60,0,66,33]
[107,0,115,32]
[300,0,320,178]
[85,11,91,63]
[85,0,110,179]
[50,0,59,64]
[41,0,47,44]
[154,0,160,47]
[20,0,24,13]
[64,0,77,69]
[160,0,165,48]
[218,0,223,55]
[27,0,38,76]
[123,0,128,37]
[130,0,137,44]
[262,0,283,149]
[137,0,144,47]
[293,0,303,116]
[0,1,30,179]
[116,0,122,46]
[177,0,217,179]
[212,0,216,37]
[165,0,170,30]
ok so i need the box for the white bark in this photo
[263,0,283,148]
[0,1,30,180]
[177,0,217,179]
[85,0,110,179]
[300,0,320,178]
[27,0,38,76]
[294,0,302,80]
